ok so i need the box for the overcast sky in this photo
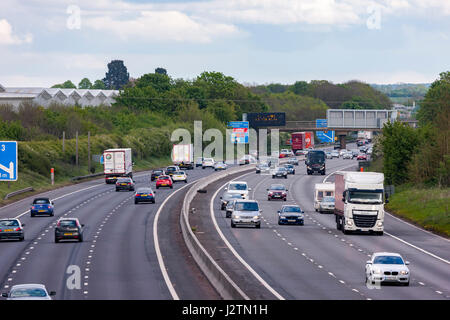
[1,0,449,87]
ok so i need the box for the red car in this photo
[357,154,368,160]
[156,175,173,189]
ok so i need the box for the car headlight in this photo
[400,270,409,275]
[253,216,260,220]
[373,268,382,274]
[232,215,240,219]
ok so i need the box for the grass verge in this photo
[386,185,450,238]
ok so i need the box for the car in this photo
[267,184,288,201]
[342,152,353,159]
[202,158,215,169]
[351,149,359,158]
[30,197,54,217]
[195,157,203,167]
[334,144,341,150]
[115,177,135,191]
[367,148,373,155]
[54,218,84,243]
[0,219,25,241]
[360,146,368,153]
[357,154,368,161]
[277,205,304,225]
[178,161,194,170]
[256,163,270,174]
[166,165,180,176]
[214,161,227,171]
[230,200,262,228]
[331,150,339,158]
[2,284,55,300]
[339,149,348,157]
[151,169,165,182]
[357,140,364,147]
[224,181,251,199]
[318,196,335,213]
[171,171,188,183]
[156,175,173,189]
[224,199,239,218]
[365,252,410,286]
[279,149,292,158]
[239,155,256,165]
[220,192,244,210]
[326,151,333,159]
[287,157,299,166]
[272,167,288,179]
[134,187,155,204]
[295,150,307,156]
[283,164,296,175]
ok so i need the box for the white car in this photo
[342,152,353,159]
[214,162,227,171]
[230,200,261,229]
[339,149,348,157]
[225,181,251,199]
[2,284,56,300]
[202,158,215,169]
[280,149,292,157]
[239,155,256,165]
[365,252,410,286]
[331,150,339,158]
[171,171,188,183]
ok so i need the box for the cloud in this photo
[0,19,32,45]
[84,10,241,43]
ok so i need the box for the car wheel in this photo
[135,200,138,204]
[404,281,410,286]
[284,176,287,179]
[376,231,384,236]
[50,212,54,217]
[231,221,236,228]
[226,212,231,218]
[79,236,83,242]
[185,180,187,183]
[116,189,119,192]
[272,176,275,179]
[255,223,261,229]
[156,186,159,189]
[19,236,24,241]
[55,238,59,243]
[268,198,271,201]
[152,200,156,204]
[278,218,281,225]
[31,213,35,217]
[170,186,173,189]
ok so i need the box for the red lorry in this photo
[291,132,314,153]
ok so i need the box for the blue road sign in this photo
[228,121,249,128]
[228,121,249,144]
[315,119,335,143]
[0,141,18,181]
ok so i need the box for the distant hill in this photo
[370,83,430,105]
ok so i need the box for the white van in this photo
[225,181,251,200]
[314,183,335,211]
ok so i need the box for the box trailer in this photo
[103,148,133,184]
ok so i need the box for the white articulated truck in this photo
[334,171,387,235]
[103,148,133,184]
[172,144,194,170]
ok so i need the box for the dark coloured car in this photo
[277,205,304,225]
[272,167,288,179]
[283,164,296,175]
[135,187,155,204]
[225,199,238,218]
[30,198,54,217]
[54,218,84,243]
[0,219,25,241]
[220,192,244,210]
[151,170,165,182]
[116,177,135,191]
[267,184,288,201]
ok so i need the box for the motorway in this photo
[205,149,450,300]
[0,146,449,300]
[0,168,220,299]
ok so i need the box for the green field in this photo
[386,186,450,237]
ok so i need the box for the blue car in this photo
[134,187,155,204]
[30,198,54,217]
[277,205,304,225]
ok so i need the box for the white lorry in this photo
[103,148,133,184]
[334,171,386,235]
[172,144,194,170]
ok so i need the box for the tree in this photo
[290,81,309,95]
[155,67,167,75]
[78,78,92,89]
[51,80,76,89]
[103,60,129,90]
[417,71,450,126]
[136,73,172,93]
[92,80,106,89]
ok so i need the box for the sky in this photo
[0,0,449,87]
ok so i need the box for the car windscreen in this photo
[322,197,335,203]
[58,220,77,227]
[373,256,404,265]
[234,202,259,211]
[0,220,19,227]
[10,288,47,298]
[153,171,163,174]
[270,185,285,190]
[276,167,287,172]
[33,199,50,204]
[282,206,301,213]
[173,172,184,175]
[117,179,130,183]
[166,167,176,172]
[137,188,153,193]
[229,183,247,191]
[159,176,170,180]
[307,151,325,163]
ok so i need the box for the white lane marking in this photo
[384,231,450,265]
[154,182,196,300]
[323,164,357,183]
[211,180,285,300]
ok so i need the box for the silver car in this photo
[318,196,335,213]
[2,284,56,300]
[231,200,262,228]
[0,219,25,241]
[365,252,410,286]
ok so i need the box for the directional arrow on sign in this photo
[0,162,15,180]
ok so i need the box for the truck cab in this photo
[334,172,387,235]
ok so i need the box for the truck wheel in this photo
[336,216,342,230]
[376,231,384,236]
